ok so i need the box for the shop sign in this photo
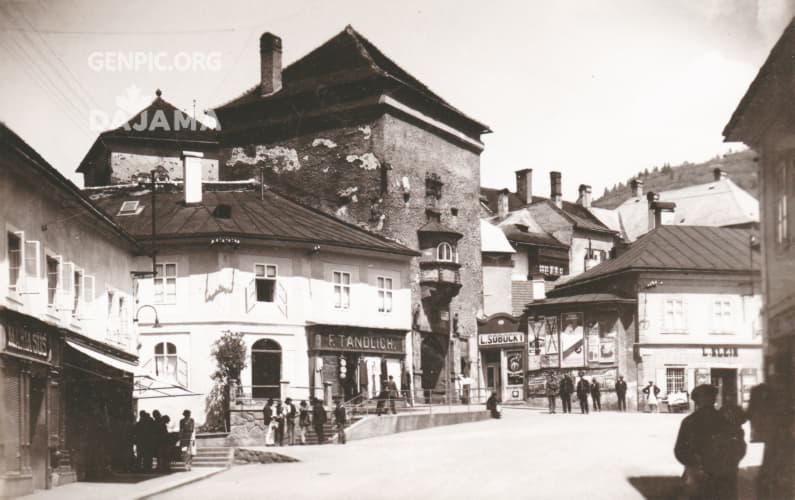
[478,332,525,347]
[314,332,404,354]
[3,323,50,359]
[702,346,739,357]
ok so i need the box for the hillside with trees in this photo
[593,149,758,209]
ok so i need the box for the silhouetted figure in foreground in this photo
[486,392,501,419]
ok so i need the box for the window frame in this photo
[711,298,734,334]
[7,231,23,295]
[376,276,393,313]
[254,263,278,303]
[436,242,456,262]
[72,268,83,318]
[775,161,789,248]
[333,271,351,310]
[154,341,179,383]
[662,297,686,333]
[665,367,686,395]
[46,254,60,309]
[153,262,178,305]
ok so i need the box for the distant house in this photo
[522,225,762,412]
[602,171,759,242]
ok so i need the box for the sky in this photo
[1,0,793,200]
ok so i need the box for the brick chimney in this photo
[183,151,204,204]
[631,179,644,198]
[515,169,533,204]
[647,191,675,230]
[550,171,562,208]
[260,32,283,97]
[713,167,728,181]
[497,188,510,219]
[577,184,592,208]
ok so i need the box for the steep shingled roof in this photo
[89,186,416,256]
[554,225,760,291]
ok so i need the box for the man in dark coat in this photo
[615,375,628,411]
[485,392,501,419]
[674,384,746,500]
[133,411,153,472]
[559,372,574,414]
[546,373,559,414]
[576,373,590,414]
[386,376,399,414]
[334,400,347,444]
[312,398,327,444]
[590,378,601,411]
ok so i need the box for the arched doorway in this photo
[251,339,281,399]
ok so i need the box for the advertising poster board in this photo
[506,350,524,386]
[587,320,600,364]
[541,316,559,368]
[560,312,585,368]
[527,318,545,370]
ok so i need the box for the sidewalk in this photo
[16,468,224,500]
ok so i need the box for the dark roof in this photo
[418,221,463,239]
[555,225,760,290]
[89,185,416,256]
[214,26,489,133]
[0,122,142,250]
[479,187,614,235]
[525,293,636,308]
[503,229,566,249]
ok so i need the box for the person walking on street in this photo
[262,399,274,446]
[298,400,310,445]
[284,398,297,445]
[560,372,574,414]
[312,398,327,444]
[674,384,746,500]
[642,381,660,413]
[546,373,559,414]
[274,400,285,446]
[591,378,601,412]
[386,375,399,414]
[615,375,628,411]
[178,410,195,471]
[334,400,347,444]
[576,373,590,414]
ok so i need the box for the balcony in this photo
[419,261,461,303]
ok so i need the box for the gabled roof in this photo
[214,25,490,133]
[614,178,759,242]
[88,185,416,256]
[481,220,515,253]
[554,225,760,291]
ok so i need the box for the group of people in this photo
[133,409,195,472]
[545,371,628,414]
[262,397,348,446]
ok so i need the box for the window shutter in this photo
[58,261,75,310]
[277,281,288,317]
[12,231,26,292]
[246,277,256,313]
[21,240,40,294]
[80,275,95,318]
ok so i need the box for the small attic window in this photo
[117,201,142,216]
[213,204,232,219]
[515,224,529,233]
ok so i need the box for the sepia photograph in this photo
[1,1,794,498]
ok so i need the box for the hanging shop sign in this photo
[312,330,405,355]
[478,332,525,347]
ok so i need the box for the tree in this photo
[205,330,247,431]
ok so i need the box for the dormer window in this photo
[118,201,142,216]
[437,242,456,262]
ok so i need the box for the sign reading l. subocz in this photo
[478,332,525,347]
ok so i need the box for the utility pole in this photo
[151,170,158,277]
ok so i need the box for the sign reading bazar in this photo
[313,331,405,354]
[478,332,525,347]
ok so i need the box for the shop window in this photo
[46,255,59,308]
[666,367,686,394]
[663,298,686,332]
[377,276,393,313]
[255,264,277,302]
[154,263,177,304]
[712,299,733,333]
[7,232,21,293]
[155,342,178,382]
[333,271,351,309]
[251,339,282,399]
[437,242,456,262]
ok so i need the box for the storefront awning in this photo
[65,340,142,375]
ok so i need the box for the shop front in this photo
[0,308,67,498]
[307,325,409,403]
[477,314,526,403]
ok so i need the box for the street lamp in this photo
[133,304,161,328]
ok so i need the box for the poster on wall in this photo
[560,312,585,368]
[506,351,524,386]
[587,320,600,363]
[527,318,545,370]
[541,316,560,368]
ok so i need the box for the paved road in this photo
[153,409,763,500]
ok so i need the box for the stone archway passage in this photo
[252,339,282,399]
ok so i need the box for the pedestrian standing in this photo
[284,398,297,445]
[179,410,195,471]
[591,378,601,412]
[560,372,574,414]
[133,411,153,472]
[486,392,501,419]
[386,375,399,414]
[615,375,628,411]
[157,414,172,472]
[576,373,590,414]
[642,381,660,413]
[312,398,328,444]
[334,400,347,444]
[546,373,559,414]
[262,399,274,446]
[274,401,285,446]
[298,400,310,445]
[674,384,746,500]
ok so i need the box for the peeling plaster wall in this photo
[109,150,219,184]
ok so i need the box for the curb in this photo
[133,468,227,500]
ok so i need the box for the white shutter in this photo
[59,262,75,311]
[20,240,40,294]
[80,275,95,318]
[277,280,288,318]
[246,277,256,313]
[13,231,26,292]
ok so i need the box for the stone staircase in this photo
[172,446,234,470]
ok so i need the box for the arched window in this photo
[252,339,282,399]
[437,242,455,262]
[154,342,178,382]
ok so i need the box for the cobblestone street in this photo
[154,409,763,500]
